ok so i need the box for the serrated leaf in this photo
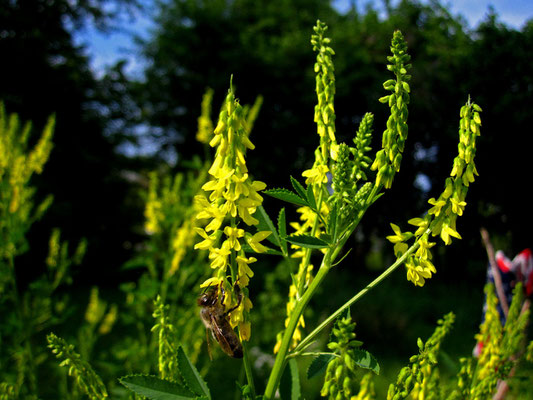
[277,208,288,255]
[119,374,196,400]
[290,176,308,201]
[264,188,308,207]
[280,358,300,400]
[307,353,336,379]
[285,234,330,249]
[177,346,211,398]
[352,349,380,375]
[254,206,281,247]
[305,184,317,210]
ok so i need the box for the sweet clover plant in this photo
[2,19,533,400]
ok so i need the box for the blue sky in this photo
[74,0,533,77]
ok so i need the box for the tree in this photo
[0,0,143,282]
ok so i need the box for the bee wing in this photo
[208,313,236,357]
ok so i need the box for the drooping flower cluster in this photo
[386,100,481,286]
[371,30,411,189]
[194,83,270,341]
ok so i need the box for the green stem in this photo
[263,248,333,399]
[293,238,422,355]
[296,188,324,296]
[241,336,256,398]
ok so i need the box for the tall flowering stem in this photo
[194,81,270,342]
[274,20,340,354]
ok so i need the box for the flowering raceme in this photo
[194,82,270,341]
[386,100,481,286]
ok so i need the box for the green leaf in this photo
[352,349,380,375]
[280,358,301,400]
[305,184,317,210]
[290,176,308,201]
[119,374,197,400]
[277,208,288,255]
[307,353,336,379]
[177,346,211,398]
[264,188,308,207]
[254,205,281,247]
[284,234,330,249]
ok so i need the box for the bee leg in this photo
[225,289,243,315]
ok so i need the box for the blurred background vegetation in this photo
[1,0,532,398]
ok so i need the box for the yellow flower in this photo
[408,217,429,236]
[440,220,462,245]
[415,237,435,260]
[200,276,224,288]
[223,226,245,251]
[236,256,256,287]
[246,231,271,253]
[450,195,467,216]
[406,257,436,287]
[208,247,231,269]
[237,199,260,226]
[386,223,413,243]
[239,320,252,341]
[302,164,329,185]
[427,197,446,216]
[193,228,217,250]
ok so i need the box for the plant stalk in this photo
[241,336,256,398]
[263,248,333,399]
[294,237,422,355]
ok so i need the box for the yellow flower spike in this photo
[193,83,267,343]
[246,231,272,253]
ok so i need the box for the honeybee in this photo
[198,285,243,359]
